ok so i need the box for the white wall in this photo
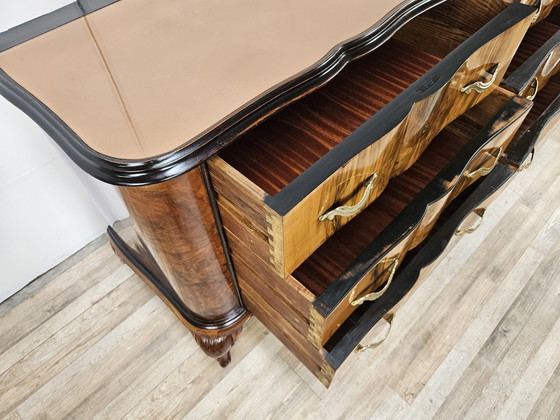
[0,0,129,303]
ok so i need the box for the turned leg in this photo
[111,165,249,366]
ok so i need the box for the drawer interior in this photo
[218,37,441,195]
[217,0,520,196]
[291,89,514,296]
[390,0,512,58]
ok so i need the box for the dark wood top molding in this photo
[0,0,445,186]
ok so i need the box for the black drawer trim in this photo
[324,163,515,369]
[504,91,560,168]
[502,28,560,94]
[313,95,531,318]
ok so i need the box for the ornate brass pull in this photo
[355,313,394,353]
[525,77,539,101]
[460,64,500,94]
[518,149,535,172]
[319,173,378,221]
[464,146,503,179]
[533,1,542,23]
[455,208,486,236]
[349,258,399,306]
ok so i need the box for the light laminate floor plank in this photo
[1,136,560,419]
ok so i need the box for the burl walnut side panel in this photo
[113,167,249,367]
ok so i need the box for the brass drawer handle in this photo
[533,1,542,23]
[349,258,399,306]
[464,146,503,179]
[455,208,486,236]
[319,173,378,221]
[355,313,394,353]
[518,148,535,171]
[460,64,500,95]
[525,77,539,101]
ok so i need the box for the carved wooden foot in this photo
[193,329,243,368]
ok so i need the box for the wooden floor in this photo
[2,136,560,420]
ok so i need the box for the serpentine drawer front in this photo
[321,26,560,388]
[234,87,533,385]
[336,74,560,383]
[316,50,560,387]
[209,3,535,278]
[502,10,560,99]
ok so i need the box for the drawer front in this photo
[503,27,560,98]
[504,91,560,168]
[310,94,532,347]
[521,0,560,24]
[449,108,530,201]
[321,88,560,382]
[390,15,532,176]
[323,163,520,374]
[212,3,535,278]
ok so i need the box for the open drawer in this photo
[208,3,535,277]
[502,6,560,99]
[234,86,533,386]
[322,77,560,388]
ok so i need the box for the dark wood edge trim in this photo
[501,28,560,93]
[0,1,120,52]
[313,95,532,317]
[266,2,536,215]
[0,69,159,185]
[78,0,120,14]
[0,3,84,52]
[0,0,448,186]
[324,164,515,369]
[200,163,246,308]
[503,92,560,168]
[107,226,249,331]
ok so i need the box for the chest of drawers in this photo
[1,0,559,387]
